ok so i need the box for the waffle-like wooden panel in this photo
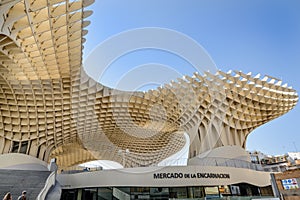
[186,71,298,156]
[0,0,93,163]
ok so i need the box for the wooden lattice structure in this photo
[0,0,298,169]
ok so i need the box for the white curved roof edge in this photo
[0,153,48,171]
[190,145,250,162]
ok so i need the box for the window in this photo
[20,141,28,154]
[82,188,97,200]
[97,188,112,200]
[11,141,19,153]
[150,188,169,199]
[205,186,220,198]
[169,187,187,198]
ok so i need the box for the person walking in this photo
[17,191,26,200]
[3,192,12,200]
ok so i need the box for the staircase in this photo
[0,169,51,200]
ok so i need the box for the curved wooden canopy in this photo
[0,0,298,169]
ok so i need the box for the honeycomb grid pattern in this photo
[0,0,298,169]
[185,70,298,156]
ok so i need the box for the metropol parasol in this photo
[0,0,298,171]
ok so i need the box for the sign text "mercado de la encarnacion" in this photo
[153,172,230,179]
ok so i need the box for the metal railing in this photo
[188,157,264,171]
[61,157,266,172]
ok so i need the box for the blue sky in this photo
[83,0,300,156]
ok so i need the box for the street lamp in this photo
[118,149,130,167]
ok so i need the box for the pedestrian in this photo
[3,192,12,200]
[17,191,26,200]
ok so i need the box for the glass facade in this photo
[61,184,273,200]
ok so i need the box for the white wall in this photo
[58,165,271,189]
[0,153,48,170]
